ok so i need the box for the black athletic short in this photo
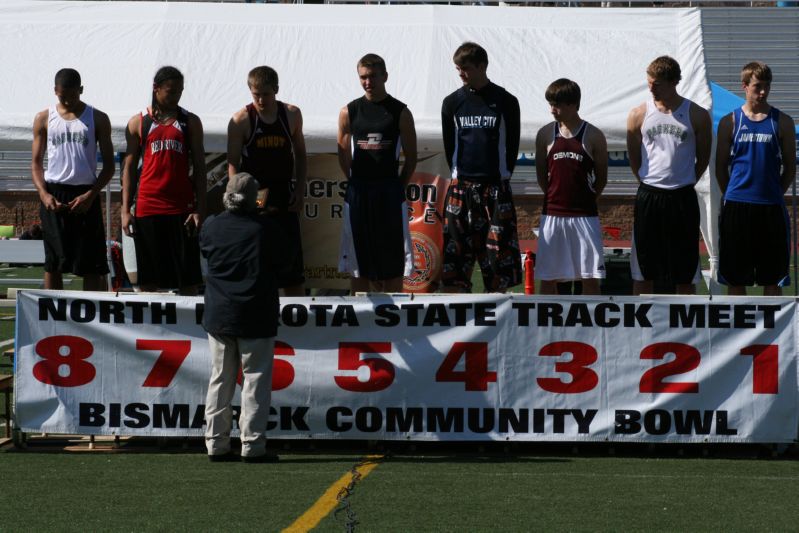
[719,200,790,287]
[134,213,202,290]
[40,182,109,276]
[260,210,305,288]
[633,183,699,285]
[341,179,407,281]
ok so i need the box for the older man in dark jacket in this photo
[200,172,280,463]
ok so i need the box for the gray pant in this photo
[205,334,275,458]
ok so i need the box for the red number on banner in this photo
[235,341,295,390]
[32,335,95,387]
[740,344,778,394]
[334,342,395,392]
[536,341,598,393]
[639,342,699,394]
[139,339,192,387]
[435,342,496,391]
[272,341,295,391]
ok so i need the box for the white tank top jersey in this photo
[45,104,97,186]
[638,98,696,189]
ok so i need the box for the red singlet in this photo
[136,108,194,216]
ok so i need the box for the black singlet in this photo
[241,101,294,210]
[347,95,406,181]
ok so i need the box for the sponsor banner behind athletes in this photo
[404,155,451,293]
[14,291,799,442]
[300,154,350,290]
[301,154,451,290]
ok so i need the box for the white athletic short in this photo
[535,215,605,281]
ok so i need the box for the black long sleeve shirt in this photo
[441,81,520,184]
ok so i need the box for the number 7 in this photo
[139,339,192,387]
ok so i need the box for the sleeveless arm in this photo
[68,109,115,214]
[714,113,734,194]
[187,113,207,225]
[337,106,352,178]
[31,109,61,211]
[288,105,307,212]
[121,114,142,236]
[398,107,417,185]
[534,126,549,194]
[626,104,645,182]
[94,110,116,191]
[588,124,608,197]
[691,103,712,182]
[778,112,797,193]
[226,108,249,178]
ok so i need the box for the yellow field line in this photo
[282,454,384,533]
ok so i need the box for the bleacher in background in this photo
[702,7,799,120]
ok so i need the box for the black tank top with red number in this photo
[241,101,294,210]
[544,121,597,217]
[347,95,405,181]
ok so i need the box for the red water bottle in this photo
[524,250,535,295]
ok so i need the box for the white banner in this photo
[14,291,799,442]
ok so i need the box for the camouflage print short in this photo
[441,179,522,292]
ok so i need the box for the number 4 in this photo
[435,342,496,391]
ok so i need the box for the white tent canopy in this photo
[0,2,710,154]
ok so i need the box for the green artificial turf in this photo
[1,451,352,532]
[3,447,798,532]
[315,454,799,532]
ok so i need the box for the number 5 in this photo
[334,342,395,392]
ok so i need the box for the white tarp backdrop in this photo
[0,2,719,279]
[0,2,710,153]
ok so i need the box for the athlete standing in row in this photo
[716,62,796,296]
[227,66,307,297]
[535,79,608,295]
[337,53,417,294]
[31,68,114,291]
[626,56,711,295]
[121,66,206,295]
[440,42,522,293]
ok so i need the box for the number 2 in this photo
[639,342,699,394]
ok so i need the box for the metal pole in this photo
[106,182,112,291]
[793,176,797,296]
